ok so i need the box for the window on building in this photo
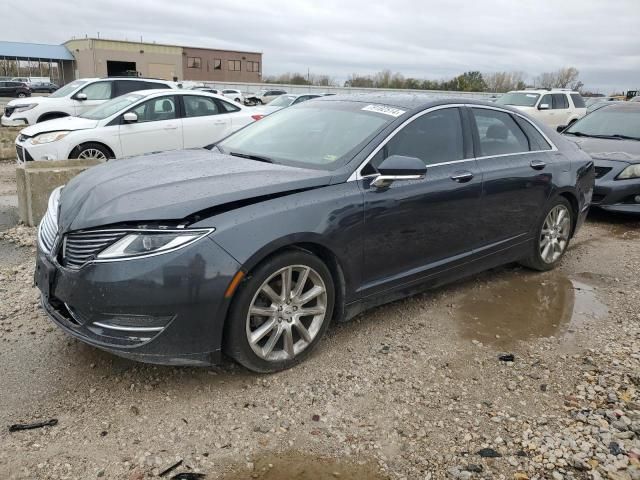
[187,57,202,69]
[247,61,260,73]
[228,60,241,71]
[213,59,222,70]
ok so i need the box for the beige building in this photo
[64,38,262,83]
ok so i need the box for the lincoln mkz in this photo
[35,94,595,372]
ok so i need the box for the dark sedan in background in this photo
[562,102,640,214]
[35,94,594,372]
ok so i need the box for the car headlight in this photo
[14,103,38,112]
[31,131,70,145]
[616,164,640,180]
[96,229,214,260]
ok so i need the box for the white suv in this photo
[496,89,587,129]
[220,89,244,103]
[2,77,177,127]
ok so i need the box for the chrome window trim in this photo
[348,103,558,182]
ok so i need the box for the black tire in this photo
[224,250,335,373]
[234,97,241,103]
[520,197,574,271]
[17,92,26,98]
[70,142,112,161]
[257,99,264,105]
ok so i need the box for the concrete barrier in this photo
[0,127,21,161]
[16,160,101,226]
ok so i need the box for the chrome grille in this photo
[38,188,61,254]
[62,230,127,268]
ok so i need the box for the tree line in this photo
[263,67,586,94]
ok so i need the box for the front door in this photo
[469,106,554,250]
[359,107,483,296]
[119,95,183,157]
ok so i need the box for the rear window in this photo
[570,94,586,108]
[496,92,540,107]
[472,108,530,156]
[514,116,552,151]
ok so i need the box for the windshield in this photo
[79,94,144,120]
[268,95,296,107]
[496,92,540,107]
[49,80,88,98]
[217,101,397,170]
[566,108,640,139]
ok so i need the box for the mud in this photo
[449,270,608,348]
[222,452,388,479]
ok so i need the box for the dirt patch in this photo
[222,452,388,479]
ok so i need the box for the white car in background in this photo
[252,93,323,117]
[495,89,587,129]
[2,77,176,127]
[14,90,258,162]
[220,89,244,103]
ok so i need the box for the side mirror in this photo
[371,155,426,188]
[556,125,567,133]
[74,93,87,101]
[538,103,550,110]
[123,112,138,123]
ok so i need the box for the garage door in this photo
[148,63,176,80]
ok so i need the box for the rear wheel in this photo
[234,97,241,103]
[71,143,112,162]
[17,92,26,98]
[225,250,334,373]
[520,197,573,271]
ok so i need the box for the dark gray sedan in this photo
[562,102,640,214]
[35,94,594,372]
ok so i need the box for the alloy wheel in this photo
[78,148,107,161]
[246,265,327,362]
[540,205,571,264]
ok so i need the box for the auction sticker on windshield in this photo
[361,105,406,117]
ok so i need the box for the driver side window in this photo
[129,96,177,123]
[79,82,112,100]
[363,108,464,175]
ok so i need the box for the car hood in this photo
[567,136,640,163]
[58,149,333,232]
[21,116,98,136]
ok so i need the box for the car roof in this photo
[509,89,579,95]
[130,88,241,102]
[596,102,640,112]
[312,92,506,111]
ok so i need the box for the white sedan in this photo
[14,90,258,162]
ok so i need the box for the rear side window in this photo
[183,96,219,117]
[114,80,148,96]
[514,116,552,151]
[552,94,569,109]
[218,100,240,113]
[570,94,586,108]
[146,82,171,90]
[472,108,530,156]
[378,107,465,167]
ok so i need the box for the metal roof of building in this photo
[0,41,74,61]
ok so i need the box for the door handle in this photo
[530,160,547,170]
[450,171,474,183]
[163,124,178,130]
[213,120,226,125]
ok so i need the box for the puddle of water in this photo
[221,452,388,480]
[450,272,607,348]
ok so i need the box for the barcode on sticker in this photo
[362,105,406,117]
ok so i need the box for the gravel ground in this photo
[0,158,638,479]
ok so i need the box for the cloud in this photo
[7,0,640,92]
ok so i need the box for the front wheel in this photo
[234,97,241,103]
[71,143,112,162]
[224,250,335,373]
[520,198,573,271]
[17,92,26,98]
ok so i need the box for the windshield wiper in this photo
[608,134,640,141]
[229,152,273,163]
[564,131,627,140]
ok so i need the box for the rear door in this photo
[180,94,233,147]
[118,95,183,157]
[359,106,483,296]
[551,93,570,127]
[469,106,554,251]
